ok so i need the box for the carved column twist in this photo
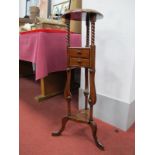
[86,18,90,47]
[66,19,70,47]
[91,15,96,46]
[84,17,90,110]
[64,17,71,116]
[89,15,96,121]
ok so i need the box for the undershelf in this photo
[69,109,90,123]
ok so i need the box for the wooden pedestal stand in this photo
[52,9,104,150]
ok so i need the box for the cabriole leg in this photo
[89,121,104,150]
[52,116,69,136]
[52,68,72,136]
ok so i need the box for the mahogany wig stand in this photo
[52,9,104,150]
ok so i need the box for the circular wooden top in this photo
[62,9,103,21]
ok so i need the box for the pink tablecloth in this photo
[19,30,81,80]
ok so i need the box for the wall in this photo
[19,0,40,17]
[39,0,48,18]
[52,0,66,3]
[79,0,135,131]
[19,0,26,17]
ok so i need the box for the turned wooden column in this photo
[89,14,97,121]
[64,18,72,116]
[84,15,90,110]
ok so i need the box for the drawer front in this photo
[69,58,90,67]
[68,48,90,59]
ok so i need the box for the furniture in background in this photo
[19,18,32,26]
[19,17,66,30]
[52,0,71,20]
[20,0,82,33]
[36,21,66,29]
[52,9,104,150]
[19,29,81,101]
[19,0,82,101]
[51,0,82,33]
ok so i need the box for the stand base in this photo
[52,109,104,150]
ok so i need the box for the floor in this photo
[19,77,135,155]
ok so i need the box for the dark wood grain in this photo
[62,9,103,21]
[68,47,90,59]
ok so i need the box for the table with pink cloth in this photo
[19,29,81,80]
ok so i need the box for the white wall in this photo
[19,0,40,17]
[81,0,135,104]
[19,0,26,17]
[130,63,135,102]
[52,0,66,4]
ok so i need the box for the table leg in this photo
[35,71,66,102]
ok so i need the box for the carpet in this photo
[19,77,135,155]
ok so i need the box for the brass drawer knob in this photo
[77,50,81,55]
[77,59,82,63]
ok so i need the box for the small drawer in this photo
[68,48,90,59]
[69,58,90,67]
